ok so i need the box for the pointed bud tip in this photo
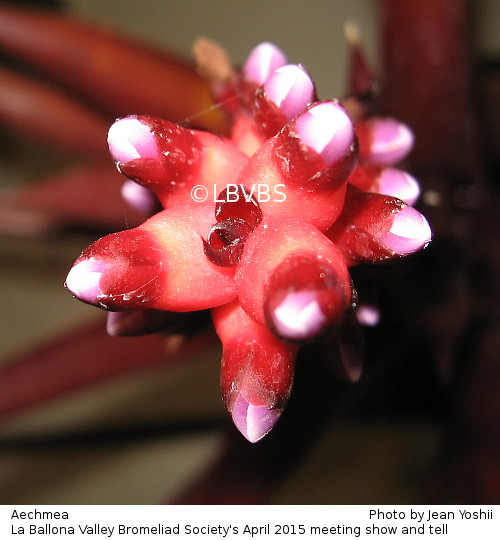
[377,168,421,205]
[242,42,287,86]
[263,64,315,120]
[106,311,125,336]
[264,254,350,341]
[121,180,158,214]
[108,117,160,164]
[294,101,355,166]
[269,290,327,340]
[368,118,414,165]
[355,304,380,327]
[383,205,432,255]
[231,394,281,443]
[106,310,156,337]
[65,259,104,305]
[346,363,363,383]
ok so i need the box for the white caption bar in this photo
[1,505,498,540]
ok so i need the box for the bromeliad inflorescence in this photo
[65,40,431,442]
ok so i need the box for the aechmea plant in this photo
[66,39,431,443]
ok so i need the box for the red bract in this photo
[66,40,432,442]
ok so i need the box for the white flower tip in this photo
[108,117,159,164]
[377,168,421,205]
[368,118,414,165]
[294,101,355,165]
[270,290,326,340]
[231,393,281,443]
[242,42,287,86]
[65,258,105,305]
[383,205,432,255]
[263,64,315,120]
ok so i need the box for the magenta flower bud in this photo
[213,301,297,443]
[121,180,158,214]
[358,117,414,165]
[327,186,432,263]
[64,231,164,310]
[251,64,317,139]
[381,204,432,255]
[355,304,381,327]
[318,315,364,384]
[348,164,420,205]
[65,206,237,312]
[263,64,315,120]
[264,254,349,341]
[107,310,149,337]
[294,101,356,167]
[106,309,200,337]
[338,327,364,383]
[242,42,287,86]
[236,217,352,334]
[65,257,107,306]
[231,394,282,443]
[377,168,421,205]
[107,116,161,163]
[267,290,331,341]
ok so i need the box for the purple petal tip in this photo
[341,352,363,383]
[263,64,315,120]
[121,180,158,214]
[242,42,287,86]
[65,259,105,305]
[270,290,327,340]
[382,205,432,255]
[377,168,421,205]
[106,311,128,337]
[355,304,381,327]
[294,101,355,166]
[108,117,160,164]
[231,394,281,443]
[368,118,414,165]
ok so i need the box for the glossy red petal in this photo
[109,116,249,207]
[213,301,298,442]
[236,217,352,340]
[326,185,431,264]
[66,204,237,311]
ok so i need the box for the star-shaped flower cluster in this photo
[66,41,431,442]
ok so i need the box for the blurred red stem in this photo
[0,3,228,133]
[0,65,110,158]
[378,0,483,185]
[0,319,218,419]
